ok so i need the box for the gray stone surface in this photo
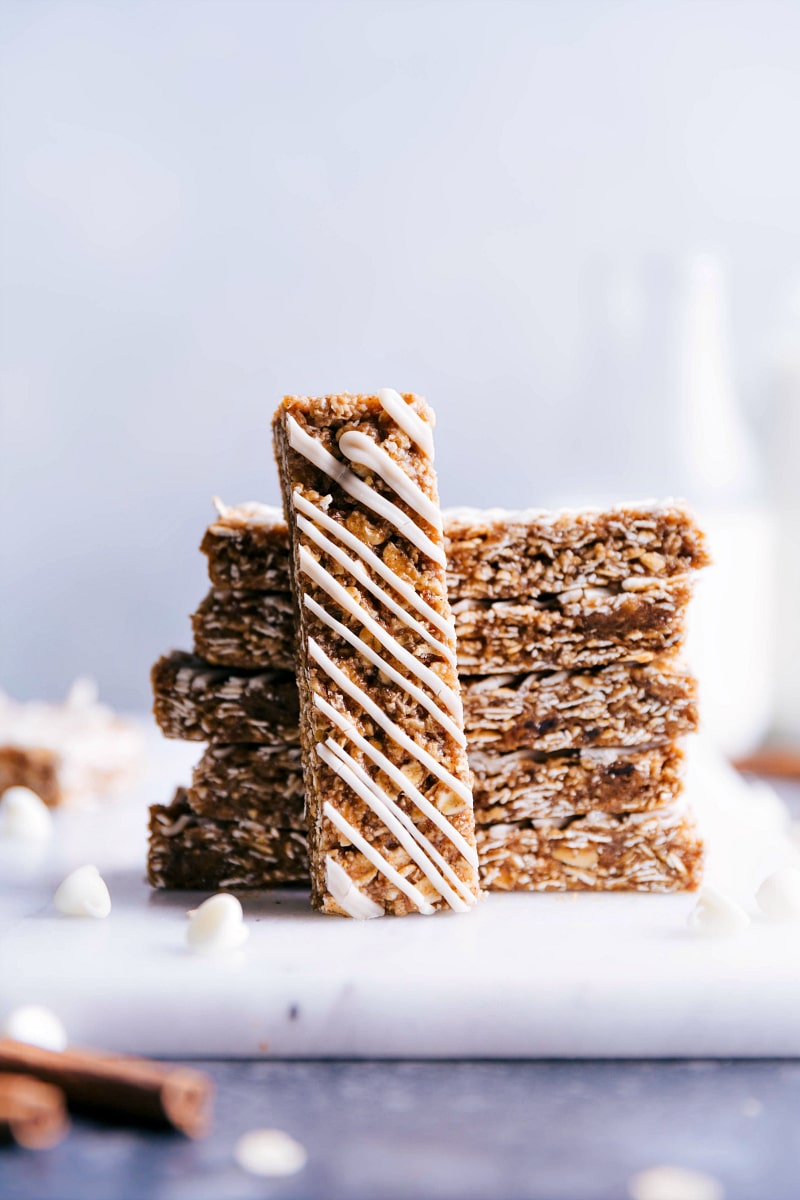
[1,1058,799,1200]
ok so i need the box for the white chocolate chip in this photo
[628,1165,724,1200]
[66,676,100,709]
[54,865,111,918]
[756,867,800,923]
[0,787,53,839]
[3,1005,68,1052]
[235,1128,307,1177]
[687,885,749,937]
[186,894,249,953]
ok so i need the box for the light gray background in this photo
[2,0,799,707]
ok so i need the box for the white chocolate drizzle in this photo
[303,593,465,745]
[313,692,478,870]
[338,431,443,531]
[324,856,384,920]
[309,637,472,806]
[292,490,454,640]
[299,546,462,721]
[322,801,436,915]
[318,741,470,912]
[295,510,455,665]
[287,415,445,566]
[285,390,475,917]
[377,388,435,459]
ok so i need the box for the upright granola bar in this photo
[273,390,479,918]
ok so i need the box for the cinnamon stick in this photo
[733,746,800,781]
[0,1039,213,1138]
[0,1074,69,1149]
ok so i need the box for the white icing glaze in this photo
[299,545,462,720]
[304,593,465,744]
[338,430,443,532]
[442,498,682,525]
[292,490,454,639]
[309,638,472,805]
[313,692,478,870]
[318,739,472,912]
[210,496,285,530]
[322,801,436,915]
[295,510,455,665]
[325,856,384,919]
[377,388,435,459]
[287,415,446,565]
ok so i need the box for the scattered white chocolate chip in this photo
[0,787,53,839]
[186,894,249,953]
[628,1164,724,1200]
[65,676,100,709]
[3,1005,68,1052]
[54,865,111,918]
[235,1128,307,1177]
[687,885,749,937]
[756,866,800,923]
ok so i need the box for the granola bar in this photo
[476,806,704,892]
[273,390,479,917]
[0,681,142,807]
[151,651,299,743]
[180,738,683,828]
[198,499,708,602]
[148,793,702,893]
[192,589,295,670]
[188,742,305,828]
[472,742,684,825]
[462,658,697,753]
[189,577,691,675]
[452,579,692,674]
[200,499,290,590]
[0,745,60,806]
[444,501,709,600]
[147,789,308,890]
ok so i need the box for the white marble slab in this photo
[1,735,798,1059]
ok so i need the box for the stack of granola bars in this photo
[149,493,708,895]
[149,501,309,889]
[149,390,710,909]
[445,506,708,890]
